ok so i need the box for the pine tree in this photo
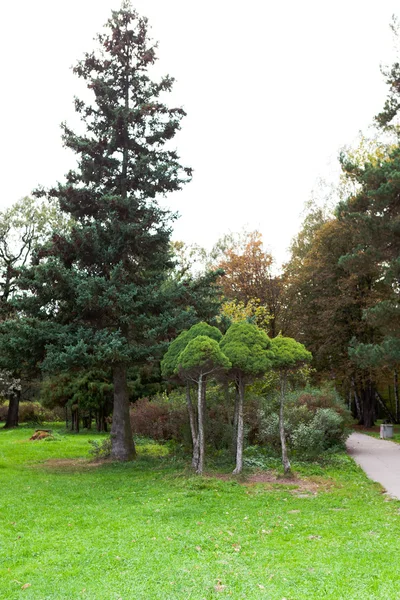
[14,3,193,459]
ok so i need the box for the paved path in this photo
[346,432,400,499]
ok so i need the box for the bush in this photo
[88,437,112,459]
[130,384,351,461]
[258,386,351,460]
[130,394,190,445]
[0,401,64,424]
[130,388,237,451]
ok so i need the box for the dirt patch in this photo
[37,458,108,470]
[206,471,335,494]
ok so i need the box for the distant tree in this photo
[0,197,71,428]
[0,196,71,317]
[270,336,312,476]
[6,4,193,458]
[40,369,113,432]
[215,231,281,337]
[161,322,222,469]
[177,335,230,474]
[219,322,272,474]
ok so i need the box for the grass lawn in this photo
[1,427,400,599]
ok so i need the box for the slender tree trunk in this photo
[375,391,395,424]
[394,370,399,423]
[233,377,245,475]
[352,378,362,422]
[4,393,20,428]
[279,372,291,476]
[359,381,376,428]
[111,364,136,461]
[196,374,205,475]
[65,405,68,430]
[186,382,199,469]
[232,381,240,458]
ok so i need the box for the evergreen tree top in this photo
[161,321,222,379]
[219,321,272,378]
[177,336,231,378]
[270,336,312,372]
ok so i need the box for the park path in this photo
[346,432,400,500]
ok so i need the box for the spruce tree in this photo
[15,3,192,459]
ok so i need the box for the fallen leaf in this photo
[21,583,31,590]
[215,582,226,592]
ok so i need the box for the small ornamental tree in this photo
[270,336,312,476]
[220,322,272,474]
[177,336,231,474]
[161,322,222,468]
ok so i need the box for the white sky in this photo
[1,0,399,266]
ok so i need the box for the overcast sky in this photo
[1,0,399,266]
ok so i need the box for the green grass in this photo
[1,427,400,599]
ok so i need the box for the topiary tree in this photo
[176,335,231,474]
[270,336,312,476]
[219,322,272,474]
[161,322,222,468]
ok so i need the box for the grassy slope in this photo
[1,427,400,600]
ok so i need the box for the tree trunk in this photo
[394,370,399,423]
[4,393,20,428]
[233,377,245,475]
[375,391,395,424]
[196,374,205,475]
[111,364,136,461]
[359,381,376,428]
[352,378,362,422]
[186,382,199,469]
[279,372,291,476]
[232,381,240,458]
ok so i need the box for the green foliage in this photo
[161,321,223,380]
[258,386,351,459]
[220,321,272,379]
[177,335,231,376]
[88,437,112,459]
[40,369,113,412]
[270,335,312,371]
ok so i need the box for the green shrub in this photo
[0,401,64,424]
[88,437,112,459]
[258,386,351,460]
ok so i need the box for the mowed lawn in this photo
[1,428,400,600]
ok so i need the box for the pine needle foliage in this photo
[10,4,194,460]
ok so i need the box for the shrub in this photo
[88,437,112,459]
[130,394,190,445]
[258,386,351,460]
[0,401,64,424]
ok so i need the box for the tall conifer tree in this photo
[15,2,193,459]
